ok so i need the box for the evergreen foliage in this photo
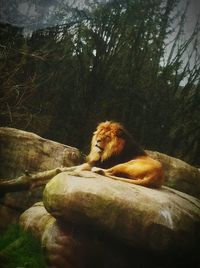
[0,0,199,165]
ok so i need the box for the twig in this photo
[0,166,76,195]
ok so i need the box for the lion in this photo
[74,121,164,188]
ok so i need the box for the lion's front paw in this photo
[67,171,81,177]
[103,168,114,176]
[91,167,105,175]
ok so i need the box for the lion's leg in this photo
[105,163,133,178]
[92,163,132,178]
[91,164,132,180]
[65,163,93,177]
[75,163,92,172]
[60,163,92,172]
[91,167,106,175]
[99,164,163,188]
[118,175,161,188]
[103,173,162,188]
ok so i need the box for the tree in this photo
[0,0,199,165]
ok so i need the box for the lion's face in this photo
[87,121,126,163]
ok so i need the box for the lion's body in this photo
[79,121,164,188]
[100,156,164,188]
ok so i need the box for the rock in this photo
[0,127,82,179]
[20,203,134,268]
[0,127,82,230]
[43,171,200,255]
[147,150,200,198]
[0,188,44,230]
[0,203,20,230]
[19,202,55,240]
[19,202,99,268]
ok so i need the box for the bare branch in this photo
[0,167,76,195]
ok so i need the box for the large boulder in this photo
[20,202,135,268]
[0,127,82,230]
[147,150,200,198]
[0,127,81,179]
[20,171,200,267]
[43,171,200,255]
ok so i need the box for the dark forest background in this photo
[0,0,200,166]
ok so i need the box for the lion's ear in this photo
[116,128,126,139]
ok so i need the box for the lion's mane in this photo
[87,121,146,169]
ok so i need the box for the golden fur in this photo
[87,121,126,163]
[78,121,164,188]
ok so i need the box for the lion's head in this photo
[87,121,142,165]
[87,121,146,166]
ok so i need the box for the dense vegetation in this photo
[0,0,199,165]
